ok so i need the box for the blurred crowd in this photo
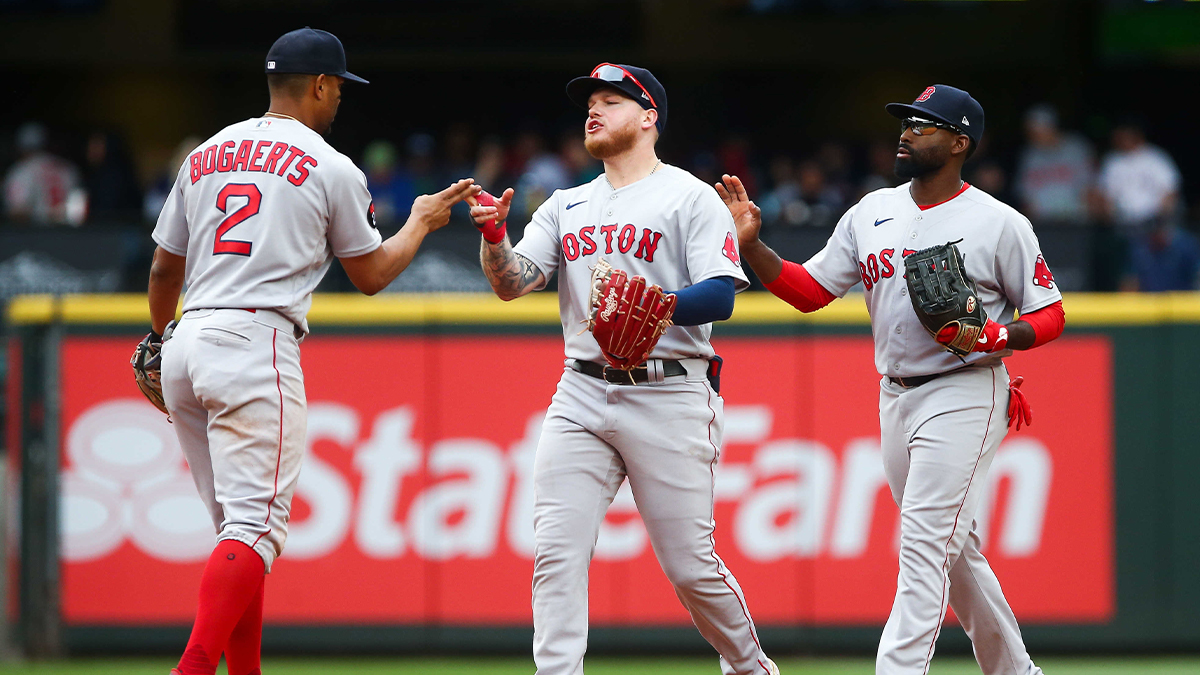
[2,105,1194,292]
[359,124,603,231]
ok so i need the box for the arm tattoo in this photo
[481,239,543,300]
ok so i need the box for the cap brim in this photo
[885,102,953,127]
[566,76,642,109]
[340,71,369,84]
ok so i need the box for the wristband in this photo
[977,318,1009,353]
[935,317,1008,353]
[475,190,507,245]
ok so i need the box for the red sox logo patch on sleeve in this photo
[1032,254,1055,289]
[916,86,936,102]
[722,232,741,265]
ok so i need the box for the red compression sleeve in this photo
[764,260,837,313]
[1018,300,1065,348]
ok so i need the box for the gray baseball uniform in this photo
[805,182,1060,675]
[154,115,381,570]
[513,165,775,675]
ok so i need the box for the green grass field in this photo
[0,657,1197,675]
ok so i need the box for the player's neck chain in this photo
[263,112,301,123]
[603,160,662,191]
[909,180,965,205]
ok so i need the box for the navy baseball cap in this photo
[566,63,668,133]
[265,27,368,84]
[886,84,983,145]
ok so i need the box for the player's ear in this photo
[951,134,971,157]
[643,108,658,132]
[313,74,327,100]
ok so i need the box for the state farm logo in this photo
[62,401,1053,563]
[61,400,215,562]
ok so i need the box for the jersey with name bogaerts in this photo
[153,117,382,333]
[514,164,749,363]
[804,183,1062,378]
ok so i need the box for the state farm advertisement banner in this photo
[59,335,1113,626]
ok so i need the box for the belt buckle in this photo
[602,365,639,385]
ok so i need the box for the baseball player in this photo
[139,28,477,675]
[467,64,778,675]
[720,85,1065,675]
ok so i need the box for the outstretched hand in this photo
[411,178,481,233]
[715,173,784,284]
[466,187,515,227]
[466,187,514,244]
[715,174,763,249]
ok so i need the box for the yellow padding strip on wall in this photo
[7,292,1200,327]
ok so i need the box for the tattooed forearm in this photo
[481,238,543,301]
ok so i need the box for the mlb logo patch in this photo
[256,119,273,128]
[267,60,276,70]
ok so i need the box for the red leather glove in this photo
[474,190,507,244]
[1007,376,1033,430]
[936,318,1009,353]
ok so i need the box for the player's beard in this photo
[585,120,638,160]
[894,143,948,179]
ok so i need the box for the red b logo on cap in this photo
[916,86,936,102]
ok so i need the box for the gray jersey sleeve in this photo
[686,187,751,290]
[328,160,383,258]
[151,164,190,257]
[803,204,861,297]
[512,191,562,290]
[996,214,1063,314]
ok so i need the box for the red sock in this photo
[224,575,265,675]
[176,540,265,675]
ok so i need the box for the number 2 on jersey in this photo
[214,183,261,256]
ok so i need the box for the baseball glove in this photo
[131,321,176,418]
[904,240,987,357]
[585,258,677,371]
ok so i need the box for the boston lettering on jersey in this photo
[561,224,664,262]
[858,248,920,290]
[188,140,317,187]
